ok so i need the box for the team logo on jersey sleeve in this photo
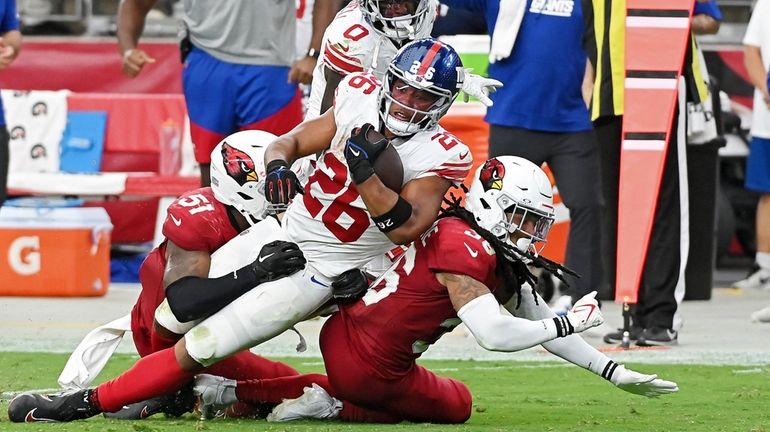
[479,158,505,191]
[221,142,258,185]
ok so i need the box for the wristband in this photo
[266,159,289,173]
[306,48,320,59]
[371,196,412,232]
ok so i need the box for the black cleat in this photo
[103,385,195,420]
[603,326,643,344]
[636,327,678,346]
[7,389,99,423]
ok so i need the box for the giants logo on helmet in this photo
[479,158,505,191]
[221,142,258,186]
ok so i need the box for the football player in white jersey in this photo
[7,39,477,423]
[305,0,500,118]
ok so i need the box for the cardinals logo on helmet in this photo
[221,142,258,186]
[479,158,505,191]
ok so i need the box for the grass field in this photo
[0,352,769,432]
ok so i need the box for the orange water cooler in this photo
[0,207,112,297]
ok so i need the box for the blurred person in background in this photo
[736,0,770,321]
[0,0,21,208]
[439,0,604,316]
[116,0,338,186]
[592,0,721,346]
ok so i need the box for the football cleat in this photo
[267,383,342,422]
[193,374,238,420]
[7,389,99,423]
[103,385,195,420]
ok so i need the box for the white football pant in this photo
[179,216,333,367]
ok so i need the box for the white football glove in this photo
[608,363,679,397]
[461,70,503,107]
[564,291,604,333]
[194,374,238,419]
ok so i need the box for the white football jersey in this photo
[284,72,472,279]
[304,0,437,119]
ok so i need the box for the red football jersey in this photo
[131,187,239,355]
[338,217,498,378]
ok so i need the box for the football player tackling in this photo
[193,157,679,424]
[8,38,476,423]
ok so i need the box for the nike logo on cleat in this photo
[140,406,151,419]
[25,408,55,423]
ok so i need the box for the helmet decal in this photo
[479,158,505,191]
[221,142,258,186]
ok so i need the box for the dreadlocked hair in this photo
[438,187,578,309]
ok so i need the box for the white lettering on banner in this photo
[8,236,41,275]
[530,0,574,17]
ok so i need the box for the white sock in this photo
[756,252,770,271]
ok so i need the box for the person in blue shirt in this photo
[441,0,603,314]
[0,0,21,209]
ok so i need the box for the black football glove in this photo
[249,240,306,283]
[344,123,389,184]
[264,160,303,211]
[331,268,369,303]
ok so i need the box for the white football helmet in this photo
[209,130,274,225]
[360,0,433,42]
[465,156,555,254]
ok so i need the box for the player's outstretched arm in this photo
[505,285,678,397]
[440,274,601,352]
[607,362,679,397]
[461,71,503,107]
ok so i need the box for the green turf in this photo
[0,352,768,431]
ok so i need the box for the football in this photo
[369,132,404,194]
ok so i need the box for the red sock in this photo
[150,330,181,353]
[206,351,298,380]
[235,373,330,404]
[94,348,193,412]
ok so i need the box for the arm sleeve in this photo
[458,293,560,352]
[503,284,614,376]
[165,263,259,322]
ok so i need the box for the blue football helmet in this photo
[379,38,464,136]
[360,0,433,41]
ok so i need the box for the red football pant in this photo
[320,314,473,424]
